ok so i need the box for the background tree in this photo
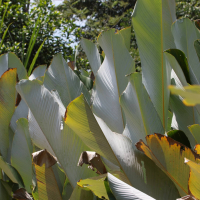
[0,0,77,70]
[57,0,200,71]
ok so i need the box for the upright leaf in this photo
[16,79,96,188]
[132,0,176,129]
[92,29,135,133]
[81,39,101,76]
[43,53,91,107]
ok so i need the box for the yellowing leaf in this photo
[169,85,200,106]
[35,164,62,200]
[136,134,200,196]
[0,68,17,159]
[185,158,200,199]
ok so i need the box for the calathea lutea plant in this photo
[1,0,200,199]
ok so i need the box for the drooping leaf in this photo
[11,118,33,193]
[0,156,24,187]
[188,124,200,145]
[81,38,101,76]
[0,53,27,79]
[136,134,200,196]
[108,173,155,200]
[172,18,200,84]
[169,85,200,106]
[185,158,200,199]
[92,29,135,133]
[132,0,176,129]
[167,130,191,148]
[0,68,17,159]
[16,79,97,188]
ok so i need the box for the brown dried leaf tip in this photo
[32,149,57,168]
[13,188,32,200]
[78,151,107,175]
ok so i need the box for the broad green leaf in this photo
[0,53,27,79]
[92,29,135,133]
[120,73,164,144]
[108,173,155,200]
[11,118,33,193]
[169,85,200,106]
[165,49,191,85]
[136,134,200,196]
[10,65,46,133]
[172,18,200,84]
[188,124,200,145]
[169,94,197,148]
[0,68,17,159]
[65,94,180,199]
[81,38,101,76]
[185,158,200,199]
[132,0,176,129]
[118,27,131,51]
[167,130,191,148]
[0,180,12,200]
[0,156,24,187]
[69,185,93,200]
[43,53,91,107]
[194,39,200,62]
[16,79,96,188]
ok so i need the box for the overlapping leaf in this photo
[16,79,96,188]
[91,29,135,133]
[65,94,180,199]
[136,134,200,196]
[132,0,176,129]
[43,53,90,107]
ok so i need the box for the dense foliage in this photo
[0,0,77,69]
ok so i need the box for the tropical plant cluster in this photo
[1,0,200,199]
